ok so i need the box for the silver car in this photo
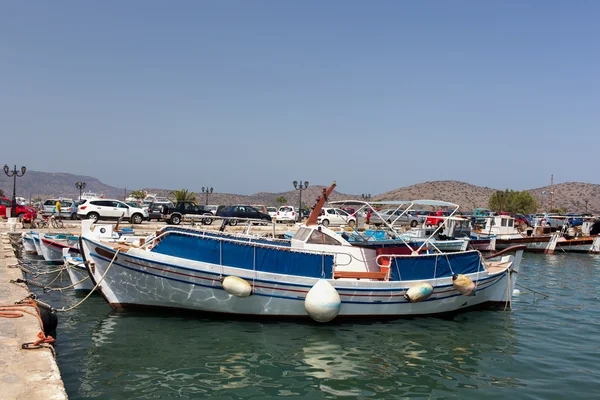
[369,209,420,227]
[41,198,79,220]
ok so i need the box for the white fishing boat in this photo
[472,215,552,252]
[62,248,94,292]
[21,232,37,253]
[39,233,80,262]
[80,183,526,322]
[31,232,44,256]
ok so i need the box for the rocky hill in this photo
[376,180,600,213]
[0,171,125,200]
[375,181,496,211]
[1,171,598,213]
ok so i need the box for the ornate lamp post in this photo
[293,180,309,221]
[75,181,86,201]
[361,193,371,201]
[202,186,213,205]
[3,164,26,218]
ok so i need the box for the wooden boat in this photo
[80,183,526,322]
[472,215,552,252]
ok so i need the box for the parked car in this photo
[161,202,214,225]
[267,206,278,218]
[252,205,268,214]
[41,198,79,220]
[276,206,297,223]
[217,205,272,226]
[369,209,420,227]
[146,201,174,221]
[317,208,356,227]
[425,210,452,226]
[204,205,219,215]
[77,199,148,224]
[0,197,37,222]
[566,213,584,227]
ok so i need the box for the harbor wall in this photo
[0,231,67,400]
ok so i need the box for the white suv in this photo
[276,206,297,223]
[77,199,148,224]
[318,208,356,227]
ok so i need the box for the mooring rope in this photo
[515,282,550,299]
[58,249,120,312]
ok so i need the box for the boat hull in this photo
[40,235,79,262]
[22,234,37,253]
[81,237,520,319]
[495,237,551,252]
[554,236,600,253]
[65,260,94,292]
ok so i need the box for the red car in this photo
[425,210,452,226]
[0,197,37,222]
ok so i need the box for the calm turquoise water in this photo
[23,253,600,399]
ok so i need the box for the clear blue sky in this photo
[1,1,598,195]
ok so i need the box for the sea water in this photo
[21,253,600,399]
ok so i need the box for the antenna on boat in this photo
[306,181,336,226]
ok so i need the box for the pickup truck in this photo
[161,202,214,225]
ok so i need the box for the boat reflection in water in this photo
[72,311,524,398]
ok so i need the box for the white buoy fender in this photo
[452,274,475,296]
[512,289,520,296]
[222,276,252,298]
[404,283,434,303]
[304,279,341,323]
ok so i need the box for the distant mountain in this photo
[1,171,598,213]
[376,180,600,213]
[375,181,496,210]
[0,170,125,200]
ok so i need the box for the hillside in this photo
[375,181,497,211]
[376,180,600,213]
[0,171,125,200]
[528,182,600,214]
[1,171,598,213]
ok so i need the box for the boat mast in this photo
[306,182,336,226]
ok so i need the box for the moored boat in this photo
[472,215,552,252]
[80,183,526,322]
[21,232,37,253]
[39,233,80,262]
[62,248,94,292]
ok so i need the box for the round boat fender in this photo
[304,279,341,323]
[452,274,476,296]
[39,307,58,334]
[404,283,434,303]
[222,276,252,298]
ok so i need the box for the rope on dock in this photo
[0,299,56,351]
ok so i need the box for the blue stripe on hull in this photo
[89,250,505,305]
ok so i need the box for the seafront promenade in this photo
[0,225,67,399]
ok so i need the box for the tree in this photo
[170,189,196,203]
[488,189,539,214]
[129,190,146,200]
[276,196,287,206]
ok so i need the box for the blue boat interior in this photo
[150,231,484,282]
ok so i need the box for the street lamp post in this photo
[293,180,309,221]
[202,187,213,205]
[361,193,371,201]
[75,181,86,201]
[3,164,26,218]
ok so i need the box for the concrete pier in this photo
[0,232,67,399]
